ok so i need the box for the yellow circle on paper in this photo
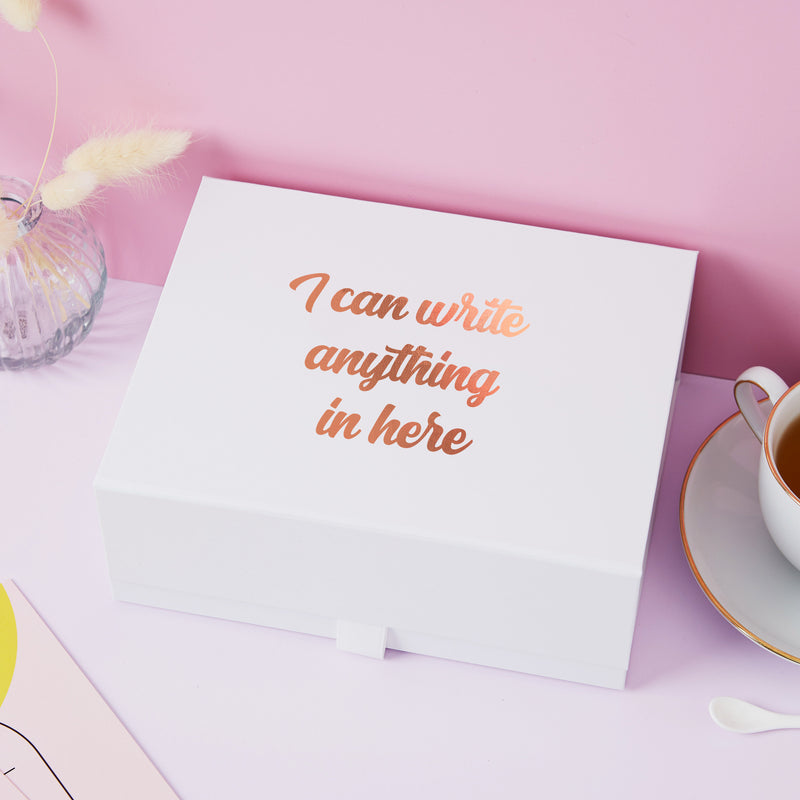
[0,585,17,708]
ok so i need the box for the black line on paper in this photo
[0,722,74,799]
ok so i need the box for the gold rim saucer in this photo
[680,406,800,663]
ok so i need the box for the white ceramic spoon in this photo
[709,696,800,733]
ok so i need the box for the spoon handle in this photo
[766,712,800,730]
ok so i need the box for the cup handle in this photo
[734,366,789,443]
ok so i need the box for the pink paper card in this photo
[0,774,25,800]
[0,581,178,799]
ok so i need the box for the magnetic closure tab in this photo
[336,620,388,659]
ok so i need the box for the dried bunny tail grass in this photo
[0,0,41,31]
[39,129,191,211]
[41,170,97,211]
[63,129,191,186]
[0,214,18,259]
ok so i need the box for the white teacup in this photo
[735,366,800,570]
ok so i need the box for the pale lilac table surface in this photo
[2,278,798,798]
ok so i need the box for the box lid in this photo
[98,177,695,577]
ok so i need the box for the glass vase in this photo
[0,175,106,370]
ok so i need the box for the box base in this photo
[113,579,627,689]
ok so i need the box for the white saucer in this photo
[680,407,800,662]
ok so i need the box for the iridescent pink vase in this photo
[0,175,106,370]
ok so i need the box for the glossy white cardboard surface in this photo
[95,177,696,688]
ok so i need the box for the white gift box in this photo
[95,178,695,688]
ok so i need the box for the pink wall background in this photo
[2,0,799,380]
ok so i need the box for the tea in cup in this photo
[735,366,800,570]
